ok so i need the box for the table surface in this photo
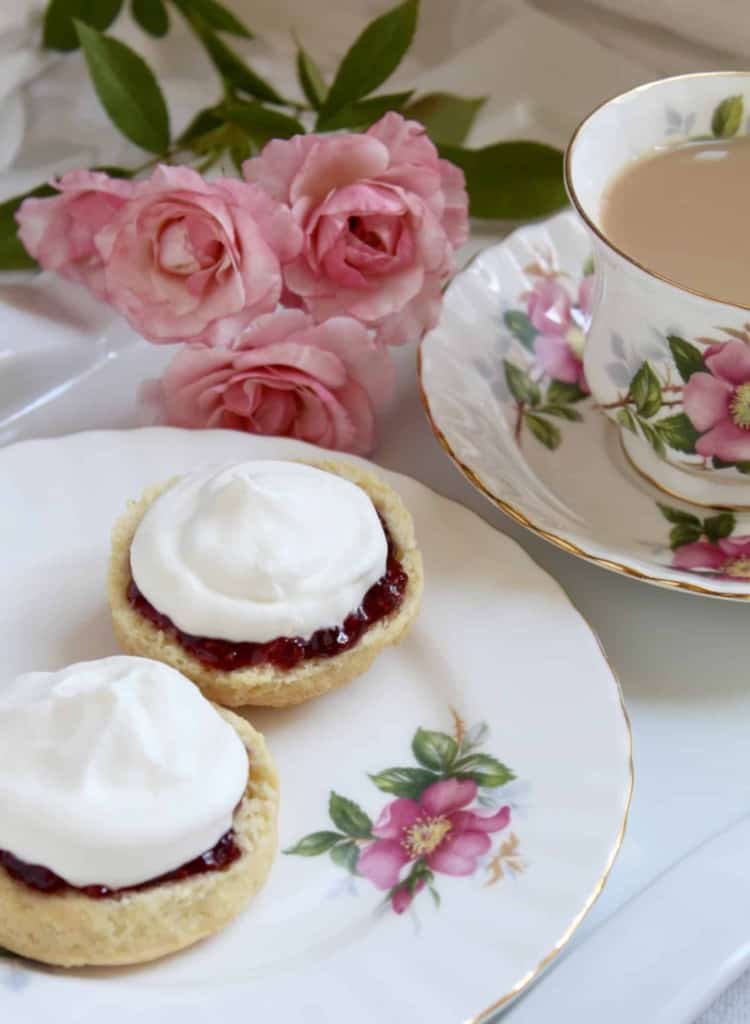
[3,3,750,1021]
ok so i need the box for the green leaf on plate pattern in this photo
[628,361,662,418]
[503,309,538,348]
[525,413,561,450]
[616,407,638,434]
[668,522,703,550]
[546,379,587,404]
[453,752,515,787]
[412,728,458,771]
[330,840,360,874]
[328,792,373,838]
[639,418,666,457]
[369,766,439,799]
[703,512,736,542]
[536,404,583,422]
[667,334,706,382]
[283,831,344,856]
[504,360,540,406]
[712,95,743,138]
[582,255,595,276]
[658,504,701,527]
[654,413,700,453]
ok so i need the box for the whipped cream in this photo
[0,657,248,888]
[130,460,388,643]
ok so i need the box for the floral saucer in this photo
[420,210,750,600]
[0,428,631,1023]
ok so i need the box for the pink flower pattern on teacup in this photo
[683,341,750,463]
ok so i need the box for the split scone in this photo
[0,657,278,967]
[109,459,423,708]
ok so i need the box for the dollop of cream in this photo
[0,657,248,889]
[130,461,388,643]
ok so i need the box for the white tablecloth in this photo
[2,3,749,1021]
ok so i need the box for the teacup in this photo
[565,71,750,507]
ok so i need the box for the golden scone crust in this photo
[109,459,424,707]
[0,711,278,967]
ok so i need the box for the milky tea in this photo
[600,135,750,307]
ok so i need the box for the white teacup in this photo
[566,72,750,507]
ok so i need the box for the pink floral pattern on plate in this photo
[285,711,523,914]
[659,504,750,580]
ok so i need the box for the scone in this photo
[0,657,278,967]
[109,459,423,707]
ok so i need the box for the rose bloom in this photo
[94,165,302,346]
[683,340,750,462]
[16,169,133,299]
[243,112,468,346]
[673,535,750,579]
[154,308,394,455]
[527,277,591,391]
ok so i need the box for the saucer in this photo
[0,428,631,1023]
[420,210,750,600]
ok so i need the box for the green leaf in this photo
[317,91,414,131]
[173,4,282,103]
[737,462,750,474]
[454,752,515,787]
[503,309,538,349]
[639,418,666,457]
[411,728,458,771]
[428,884,441,907]
[220,101,304,142]
[75,22,170,153]
[616,407,638,434]
[296,45,326,110]
[369,767,439,799]
[628,361,662,418]
[0,183,58,271]
[667,334,705,382]
[43,0,123,51]
[438,141,566,220]
[328,792,373,838]
[403,92,485,145]
[703,511,735,543]
[525,412,561,450]
[180,0,253,36]
[177,106,224,147]
[459,721,489,755]
[657,503,701,527]
[330,840,360,874]
[654,413,700,453]
[229,129,252,171]
[132,0,168,36]
[536,404,583,422]
[669,522,703,550]
[283,831,344,856]
[504,360,540,406]
[318,0,418,120]
[582,255,595,276]
[546,378,588,404]
[712,95,743,137]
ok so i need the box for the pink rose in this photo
[16,170,133,299]
[683,341,750,462]
[243,112,469,346]
[673,535,750,579]
[357,778,510,891]
[95,165,302,346]
[527,278,589,391]
[154,308,394,454]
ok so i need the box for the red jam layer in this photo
[127,521,408,671]
[0,830,240,900]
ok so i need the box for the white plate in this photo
[0,428,631,1024]
[420,210,750,600]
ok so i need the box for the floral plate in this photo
[0,428,631,1024]
[420,210,750,600]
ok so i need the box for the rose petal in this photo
[704,340,750,386]
[672,541,727,571]
[420,778,477,816]
[696,418,750,461]
[371,797,421,839]
[683,372,733,432]
[358,839,410,889]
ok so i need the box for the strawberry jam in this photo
[0,830,240,899]
[127,522,408,671]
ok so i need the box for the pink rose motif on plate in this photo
[243,112,468,346]
[358,778,510,912]
[683,341,750,462]
[527,278,589,392]
[285,716,522,917]
[152,308,394,455]
[95,165,302,346]
[673,535,750,579]
[15,170,133,299]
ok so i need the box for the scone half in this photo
[0,712,278,967]
[109,459,424,708]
